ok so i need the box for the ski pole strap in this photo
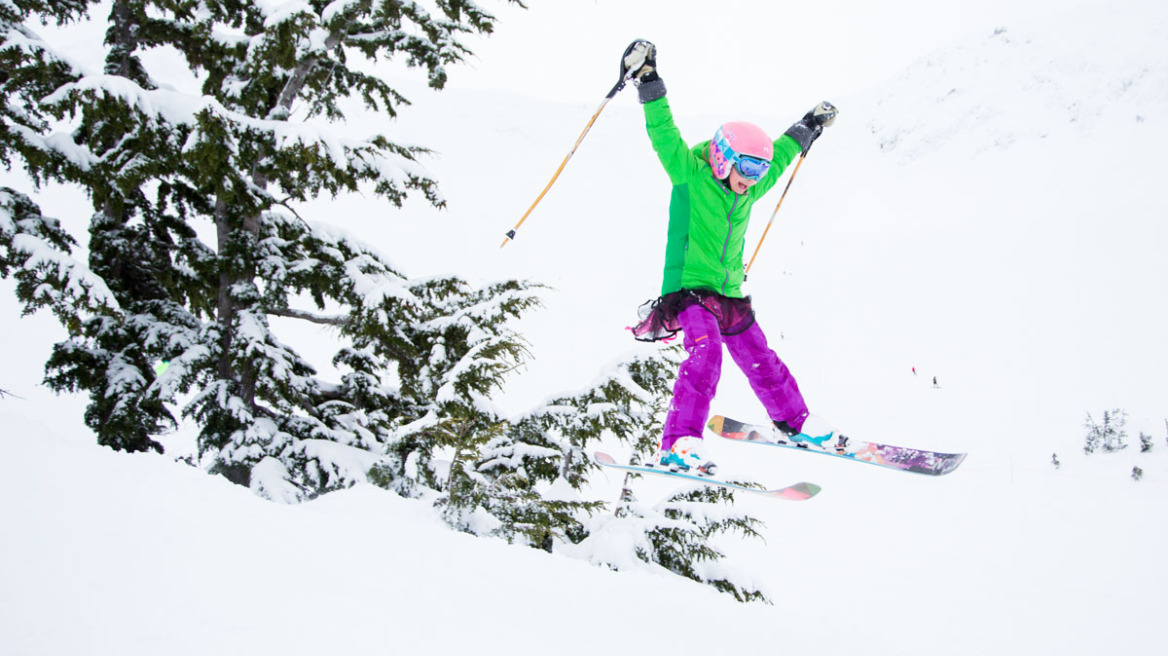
[744,150,808,276]
[606,76,628,99]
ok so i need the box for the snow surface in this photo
[3,0,1168,654]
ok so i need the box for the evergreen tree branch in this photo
[267,307,347,326]
[8,0,535,494]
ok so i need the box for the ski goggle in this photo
[733,155,770,181]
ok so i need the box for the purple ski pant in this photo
[662,304,809,451]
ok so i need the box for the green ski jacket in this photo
[644,97,803,298]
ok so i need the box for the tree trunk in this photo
[213,196,261,410]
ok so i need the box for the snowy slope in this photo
[3,1,1168,654]
[3,399,1165,656]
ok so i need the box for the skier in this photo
[623,41,839,475]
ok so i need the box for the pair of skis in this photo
[593,415,967,501]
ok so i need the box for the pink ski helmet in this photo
[709,121,773,180]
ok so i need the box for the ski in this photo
[707,415,966,477]
[593,451,821,501]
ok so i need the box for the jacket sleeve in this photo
[751,134,804,196]
[643,97,699,185]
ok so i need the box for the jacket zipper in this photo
[720,192,739,294]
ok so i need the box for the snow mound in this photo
[868,4,1168,161]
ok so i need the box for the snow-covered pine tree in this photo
[0,188,114,328]
[1,1,92,168]
[369,276,542,530]
[601,468,771,602]
[1084,409,1128,455]
[3,0,533,499]
[0,186,125,424]
[1,1,119,345]
[38,0,211,453]
[480,349,682,551]
[648,485,769,603]
[367,345,691,552]
[564,346,771,603]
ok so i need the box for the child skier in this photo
[623,41,841,476]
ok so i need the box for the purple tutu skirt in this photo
[630,289,756,343]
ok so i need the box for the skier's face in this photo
[726,167,758,195]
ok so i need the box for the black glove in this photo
[783,101,839,152]
[621,40,666,103]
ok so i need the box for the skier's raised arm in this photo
[623,41,702,185]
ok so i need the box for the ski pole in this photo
[500,72,633,249]
[744,149,809,277]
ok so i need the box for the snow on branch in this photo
[2,22,95,79]
[0,189,117,315]
[38,74,427,183]
[267,306,347,326]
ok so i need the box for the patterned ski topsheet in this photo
[707,415,967,477]
[593,451,821,501]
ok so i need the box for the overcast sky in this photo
[24,0,1080,119]
[446,0,1061,115]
